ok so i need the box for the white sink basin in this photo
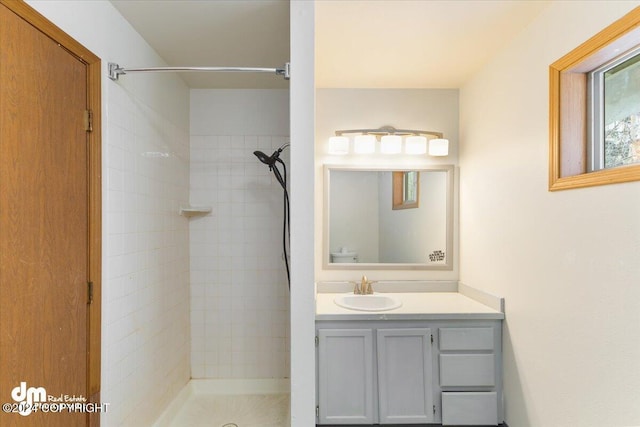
[334,293,402,312]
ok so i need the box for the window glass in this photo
[404,171,418,203]
[603,53,640,169]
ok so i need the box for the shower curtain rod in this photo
[107,62,290,81]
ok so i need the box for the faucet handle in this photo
[351,281,362,294]
[366,280,375,294]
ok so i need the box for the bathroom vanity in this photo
[315,287,504,426]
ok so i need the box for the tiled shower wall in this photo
[105,78,190,424]
[189,89,290,379]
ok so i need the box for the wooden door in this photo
[0,2,101,426]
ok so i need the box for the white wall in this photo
[26,2,191,426]
[459,2,640,426]
[329,171,380,262]
[189,89,290,380]
[316,89,459,280]
[289,1,316,425]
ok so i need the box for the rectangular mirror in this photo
[323,165,454,270]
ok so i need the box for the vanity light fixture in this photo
[380,134,402,154]
[328,136,349,155]
[428,138,449,156]
[328,125,449,156]
[405,135,428,155]
[354,134,376,154]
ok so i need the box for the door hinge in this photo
[87,281,94,304]
[315,336,319,347]
[316,405,319,418]
[84,109,93,132]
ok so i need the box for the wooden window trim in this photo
[392,171,420,210]
[549,6,640,191]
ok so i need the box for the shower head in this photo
[253,150,274,166]
[254,143,289,168]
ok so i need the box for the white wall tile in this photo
[190,89,290,380]
[191,90,289,136]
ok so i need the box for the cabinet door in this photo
[377,328,434,424]
[318,329,374,424]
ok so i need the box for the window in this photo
[549,6,640,191]
[589,47,640,171]
[392,171,419,210]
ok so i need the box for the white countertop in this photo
[316,292,505,321]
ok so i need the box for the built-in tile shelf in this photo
[179,206,212,218]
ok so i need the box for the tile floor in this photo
[167,393,290,427]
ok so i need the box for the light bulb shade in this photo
[354,135,376,154]
[405,135,427,155]
[428,138,449,156]
[380,135,402,154]
[328,136,349,155]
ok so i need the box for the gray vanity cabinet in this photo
[316,320,502,426]
[317,329,375,424]
[317,327,433,425]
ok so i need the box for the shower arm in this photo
[108,62,290,81]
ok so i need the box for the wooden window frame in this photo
[392,171,420,210]
[549,6,640,191]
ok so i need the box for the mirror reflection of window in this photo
[392,171,419,210]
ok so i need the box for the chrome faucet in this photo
[353,275,374,295]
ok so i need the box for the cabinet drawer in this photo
[439,354,495,386]
[439,327,494,351]
[442,392,498,426]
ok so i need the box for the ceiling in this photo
[316,0,549,88]
[111,0,549,89]
[111,0,290,89]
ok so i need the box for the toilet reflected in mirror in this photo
[330,247,359,263]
